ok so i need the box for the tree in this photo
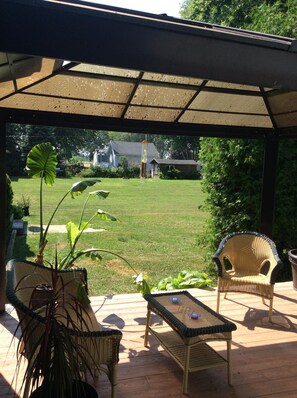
[6,124,111,174]
[249,0,297,37]
[55,128,109,162]
[165,135,200,160]
[6,124,29,176]
[181,0,259,28]
[181,0,297,279]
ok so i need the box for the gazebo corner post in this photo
[260,132,279,238]
[0,115,6,314]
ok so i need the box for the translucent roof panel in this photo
[179,110,272,128]
[205,80,262,91]
[143,72,204,86]
[189,91,269,115]
[131,84,195,108]
[71,63,140,78]
[0,94,124,117]
[274,112,297,128]
[267,91,297,114]
[25,74,134,103]
[125,106,181,122]
[0,55,57,98]
[15,58,57,91]
[0,63,15,98]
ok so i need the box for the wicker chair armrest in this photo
[267,258,284,284]
[212,254,225,277]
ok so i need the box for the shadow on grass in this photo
[11,235,35,259]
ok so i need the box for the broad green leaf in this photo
[77,282,91,305]
[26,142,57,186]
[96,209,117,221]
[66,221,80,246]
[70,180,100,198]
[89,190,110,199]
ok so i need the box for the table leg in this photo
[144,307,151,348]
[182,345,190,394]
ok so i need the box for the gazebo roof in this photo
[0,0,296,138]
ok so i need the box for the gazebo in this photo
[0,0,296,312]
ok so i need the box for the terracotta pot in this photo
[288,249,297,290]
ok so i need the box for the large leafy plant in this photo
[26,142,150,293]
[26,143,114,267]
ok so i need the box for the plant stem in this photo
[41,190,71,249]
[39,174,43,248]
[78,195,90,230]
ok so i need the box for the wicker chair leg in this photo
[216,290,220,313]
[269,298,273,322]
[110,364,117,398]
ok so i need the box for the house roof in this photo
[110,141,159,157]
[150,159,198,166]
[0,0,296,138]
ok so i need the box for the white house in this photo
[93,141,159,174]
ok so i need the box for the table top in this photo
[144,291,237,338]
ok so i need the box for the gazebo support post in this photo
[0,117,6,314]
[260,133,279,238]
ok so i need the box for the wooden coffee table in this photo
[144,291,237,394]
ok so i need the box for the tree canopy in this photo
[181,0,297,37]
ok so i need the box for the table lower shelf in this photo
[148,325,227,373]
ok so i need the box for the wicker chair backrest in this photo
[219,234,277,273]
[11,260,86,307]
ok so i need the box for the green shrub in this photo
[12,204,24,219]
[160,168,181,180]
[199,137,297,281]
[153,270,213,291]
[77,168,96,178]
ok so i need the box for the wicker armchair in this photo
[6,259,122,398]
[212,232,283,322]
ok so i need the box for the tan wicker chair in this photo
[212,232,283,322]
[6,259,122,398]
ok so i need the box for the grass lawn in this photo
[11,177,210,295]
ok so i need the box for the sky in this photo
[86,0,183,18]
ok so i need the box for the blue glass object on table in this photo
[170,296,181,304]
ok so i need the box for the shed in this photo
[150,159,199,178]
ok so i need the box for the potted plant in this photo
[7,257,107,398]
[17,194,31,216]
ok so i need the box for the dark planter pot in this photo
[22,206,30,216]
[29,380,98,398]
[288,249,297,290]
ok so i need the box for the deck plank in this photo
[1,282,297,397]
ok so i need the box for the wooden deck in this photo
[1,282,297,398]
